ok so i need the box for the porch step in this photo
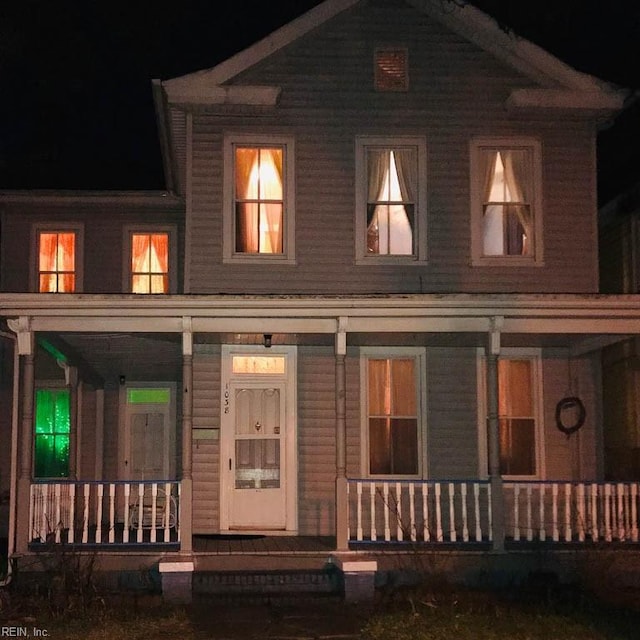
[193,568,344,601]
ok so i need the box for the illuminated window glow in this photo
[232,356,286,375]
[131,233,169,293]
[34,389,70,478]
[38,232,76,292]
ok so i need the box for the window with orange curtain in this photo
[234,146,284,254]
[130,232,169,293]
[367,357,419,476]
[497,359,537,476]
[38,231,76,292]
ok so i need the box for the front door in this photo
[220,346,297,532]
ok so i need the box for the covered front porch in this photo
[4,292,640,563]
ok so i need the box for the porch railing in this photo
[29,480,181,546]
[347,479,640,546]
[347,479,492,543]
[504,481,640,543]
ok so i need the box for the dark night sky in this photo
[0,0,639,205]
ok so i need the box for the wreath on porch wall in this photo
[555,396,586,436]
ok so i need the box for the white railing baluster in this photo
[604,483,612,542]
[68,484,75,544]
[632,484,639,542]
[513,484,520,541]
[150,483,158,543]
[591,484,598,541]
[123,483,130,543]
[538,483,545,541]
[577,483,585,542]
[448,482,456,542]
[54,484,62,543]
[473,483,481,541]
[346,481,350,541]
[108,483,116,543]
[409,483,416,542]
[136,483,144,543]
[177,481,182,542]
[396,483,403,542]
[564,483,572,541]
[526,484,533,542]
[488,483,493,542]
[96,484,103,544]
[435,483,443,542]
[552,483,559,541]
[617,483,625,541]
[461,483,469,542]
[164,482,171,541]
[423,484,430,542]
[82,484,90,543]
[356,482,363,541]
[383,483,390,541]
[370,483,376,541]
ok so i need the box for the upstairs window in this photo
[356,137,426,263]
[471,138,543,265]
[34,226,82,292]
[124,226,176,294]
[224,135,295,263]
[131,232,169,293]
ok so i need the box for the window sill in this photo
[224,255,297,266]
[471,257,544,268]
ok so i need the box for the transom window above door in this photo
[224,135,296,263]
[355,137,427,264]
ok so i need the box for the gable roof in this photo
[153,0,629,195]
[159,0,627,111]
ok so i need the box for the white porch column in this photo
[487,318,505,551]
[335,317,349,551]
[13,320,34,554]
[180,318,193,553]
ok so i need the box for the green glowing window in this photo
[34,389,70,478]
[127,388,170,404]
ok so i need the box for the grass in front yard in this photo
[362,590,640,640]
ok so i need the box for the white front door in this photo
[122,385,176,480]
[220,346,297,532]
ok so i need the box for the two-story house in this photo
[0,0,636,599]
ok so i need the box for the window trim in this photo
[360,346,427,479]
[31,223,84,293]
[223,133,296,264]
[122,224,177,294]
[470,137,544,267]
[355,136,427,265]
[374,46,409,92]
[476,347,545,480]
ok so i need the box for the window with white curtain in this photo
[224,135,295,263]
[32,224,83,293]
[470,138,543,265]
[124,226,176,294]
[356,137,427,263]
[361,347,426,477]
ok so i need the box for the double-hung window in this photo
[361,348,425,477]
[125,227,175,294]
[470,138,543,265]
[223,135,295,263]
[356,137,427,263]
[34,226,83,292]
[477,348,543,478]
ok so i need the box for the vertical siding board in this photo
[192,348,220,533]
